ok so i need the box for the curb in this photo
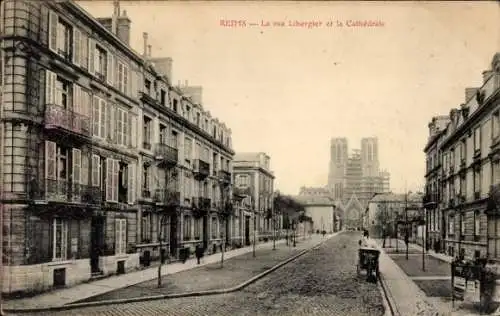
[4,234,337,314]
[378,273,399,316]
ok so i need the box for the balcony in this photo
[29,179,101,205]
[423,193,438,209]
[195,197,211,209]
[154,143,178,167]
[154,189,181,207]
[193,159,210,180]
[218,170,231,185]
[44,104,91,138]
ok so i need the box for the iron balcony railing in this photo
[29,179,101,204]
[44,104,91,137]
[154,189,181,206]
[154,143,178,166]
[193,159,210,179]
[218,169,231,184]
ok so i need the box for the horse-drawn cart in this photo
[357,247,380,282]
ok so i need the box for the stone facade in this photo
[429,53,500,261]
[1,0,234,295]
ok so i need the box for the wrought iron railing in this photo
[44,104,91,137]
[154,143,178,165]
[154,189,181,206]
[194,159,210,178]
[29,179,101,204]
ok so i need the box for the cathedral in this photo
[298,137,391,229]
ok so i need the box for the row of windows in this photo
[48,9,232,150]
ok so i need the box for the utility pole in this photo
[405,190,409,260]
[422,206,426,271]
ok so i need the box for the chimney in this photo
[147,44,152,58]
[111,0,120,34]
[116,9,131,45]
[483,70,494,84]
[143,32,148,57]
[465,87,479,102]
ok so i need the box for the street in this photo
[12,232,385,316]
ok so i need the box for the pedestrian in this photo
[195,243,204,265]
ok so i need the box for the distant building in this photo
[298,186,330,196]
[292,195,337,233]
[328,137,391,229]
[233,153,276,243]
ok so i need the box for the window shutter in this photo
[81,153,89,185]
[45,141,57,180]
[106,103,112,142]
[130,115,137,148]
[88,38,95,75]
[106,158,113,201]
[80,33,88,69]
[115,219,120,254]
[72,148,82,186]
[113,107,119,144]
[48,11,58,52]
[106,52,114,86]
[45,70,56,105]
[121,220,126,254]
[129,69,136,98]
[92,96,100,137]
[91,154,100,187]
[127,163,136,204]
[73,29,81,66]
[113,159,119,202]
[100,99,106,139]
[123,111,128,146]
[73,85,81,115]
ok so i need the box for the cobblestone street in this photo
[11,232,384,316]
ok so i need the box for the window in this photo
[474,168,481,197]
[94,45,107,81]
[53,218,68,261]
[194,219,201,239]
[460,175,466,197]
[474,211,480,237]
[48,12,72,61]
[184,174,192,199]
[145,79,151,95]
[117,62,129,95]
[493,111,500,141]
[448,215,454,235]
[474,127,481,153]
[127,163,136,204]
[142,164,150,195]
[183,215,192,240]
[171,130,178,148]
[460,139,466,164]
[55,77,70,108]
[184,137,192,162]
[159,124,167,144]
[236,175,250,188]
[211,217,218,238]
[105,158,119,202]
[143,116,152,148]
[173,99,178,113]
[160,89,166,106]
[141,213,152,243]
[196,112,200,126]
[115,219,127,254]
[213,153,218,172]
[185,105,191,121]
[92,96,106,139]
[114,108,129,147]
[91,154,101,187]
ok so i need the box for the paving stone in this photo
[13,232,384,316]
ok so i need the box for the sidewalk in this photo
[3,233,334,311]
[375,238,475,316]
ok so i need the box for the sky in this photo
[79,1,499,195]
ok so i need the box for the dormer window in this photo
[144,79,151,95]
[173,99,178,113]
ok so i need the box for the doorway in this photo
[90,216,104,274]
[203,215,208,250]
[245,216,250,246]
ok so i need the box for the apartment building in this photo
[0,0,233,295]
[423,115,450,253]
[233,153,276,242]
[439,53,500,261]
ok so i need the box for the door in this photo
[169,214,178,256]
[90,216,104,273]
[245,216,250,246]
[202,215,208,249]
